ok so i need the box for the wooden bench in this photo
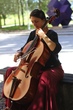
[0,67,9,76]
[57,73,73,110]
[0,67,73,110]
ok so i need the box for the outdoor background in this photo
[0,1,73,109]
[0,0,73,30]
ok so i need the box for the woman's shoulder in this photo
[28,30,36,41]
[47,29,57,35]
[47,29,58,38]
[30,29,36,35]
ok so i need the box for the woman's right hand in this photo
[14,52,22,62]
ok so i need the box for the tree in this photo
[20,0,25,26]
[0,0,50,28]
[27,0,50,12]
[0,0,18,28]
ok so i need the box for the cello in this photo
[3,9,60,104]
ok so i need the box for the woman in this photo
[3,9,64,110]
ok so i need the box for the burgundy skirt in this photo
[3,65,64,110]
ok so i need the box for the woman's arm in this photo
[14,31,35,62]
[37,29,61,54]
[18,30,35,51]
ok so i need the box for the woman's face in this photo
[30,16,45,29]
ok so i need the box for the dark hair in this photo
[30,9,46,20]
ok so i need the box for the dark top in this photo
[20,29,61,70]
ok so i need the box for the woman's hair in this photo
[30,9,46,20]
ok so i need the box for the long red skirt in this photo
[3,65,64,110]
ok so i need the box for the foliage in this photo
[0,0,50,28]
[28,0,50,12]
[0,0,17,15]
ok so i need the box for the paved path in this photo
[0,25,73,109]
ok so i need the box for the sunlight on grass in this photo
[0,10,73,32]
[1,11,31,26]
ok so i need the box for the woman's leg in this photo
[3,67,17,109]
[27,65,64,110]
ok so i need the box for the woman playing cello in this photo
[3,9,64,110]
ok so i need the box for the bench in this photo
[57,73,73,110]
[0,67,9,76]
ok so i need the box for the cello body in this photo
[3,40,50,104]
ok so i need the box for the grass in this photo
[1,25,28,31]
[0,12,32,32]
[0,12,73,32]
[0,22,53,32]
[0,17,73,32]
[0,25,34,32]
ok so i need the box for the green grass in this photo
[0,11,73,32]
[1,12,31,26]
[0,25,34,32]
[0,12,54,32]
[1,25,28,31]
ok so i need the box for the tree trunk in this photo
[17,0,21,26]
[20,0,24,26]
[0,16,2,28]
